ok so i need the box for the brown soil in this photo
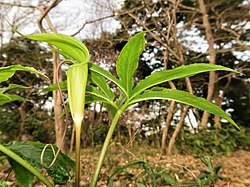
[155,150,250,187]
[0,148,249,186]
[215,150,250,187]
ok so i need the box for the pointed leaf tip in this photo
[116,32,146,96]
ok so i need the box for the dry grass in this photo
[0,145,249,186]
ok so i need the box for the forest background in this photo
[0,0,250,186]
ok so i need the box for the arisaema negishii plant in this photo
[15,32,89,187]
[5,21,88,186]
[13,29,239,187]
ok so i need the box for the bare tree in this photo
[197,0,250,128]
[198,0,217,128]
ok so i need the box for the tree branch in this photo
[71,14,115,36]
[37,0,61,33]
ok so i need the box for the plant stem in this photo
[90,105,126,187]
[0,144,53,187]
[75,123,82,187]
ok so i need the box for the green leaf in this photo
[0,93,25,105]
[129,89,239,129]
[25,33,89,63]
[0,84,30,93]
[48,47,75,61]
[131,64,238,99]
[39,65,115,101]
[38,81,118,109]
[85,94,108,104]
[163,174,180,186]
[8,158,34,187]
[104,102,118,119]
[0,93,11,103]
[137,183,146,187]
[86,85,118,110]
[109,160,145,179]
[0,143,53,187]
[4,141,75,185]
[85,95,118,118]
[0,65,49,83]
[89,62,126,95]
[116,32,145,96]
[8,20,89,63]
[0,71,15,83]
[38,81,67,93]
[0,178,8,187]
[116,92,127,108]
[88,70,115,101]
[214,165,223,174]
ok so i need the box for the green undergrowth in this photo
[0,141,75,186]
[177,125,250,156]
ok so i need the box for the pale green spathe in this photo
[66,62,88,125]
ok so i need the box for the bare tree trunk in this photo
[214,73,222,128]
[164,77,195,155]
[37,0,67,153]
[160,3,197,155]
[165,31,196,156]
[198,0,218,128]
[161,48,178,156]
[161,100,175,155]
[164,0,199,155]
[167,106,189,155]
[53,52,67,153]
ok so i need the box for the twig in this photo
[71,14,115,36]
[0,1,36,9]
[40,59,75,169]
[37,0,61,33]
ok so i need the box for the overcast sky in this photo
[50,0,122,38]
[1,0,123,43]
[1,0,249,58]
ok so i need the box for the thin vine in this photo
[40,59,75,169]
